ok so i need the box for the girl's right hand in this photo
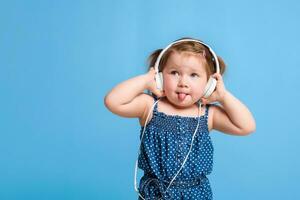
[145,67,165,98]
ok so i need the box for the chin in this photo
[167,96,195,108]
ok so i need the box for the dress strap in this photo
[151,94,159,114]
[151,93,158,100]
[146,92,160,114]
[204,104,210,119]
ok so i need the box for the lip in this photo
[176,91,189,95]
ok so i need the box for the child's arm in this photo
[104,68,164,118]
[212,91,256,135]
[201,74,256,136]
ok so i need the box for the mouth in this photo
[176,92,189,101]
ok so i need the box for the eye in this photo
[191,73,199,78]
[170,70,179,76]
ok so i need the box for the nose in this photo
[177,75,188,88]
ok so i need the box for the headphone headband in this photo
[154,38,220,74]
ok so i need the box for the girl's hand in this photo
[201,73,227,105]
[145,67,165,98]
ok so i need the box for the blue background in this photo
[1,0,300,199]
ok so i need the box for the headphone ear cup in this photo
[203,77,217,98]
[155,72,163,91]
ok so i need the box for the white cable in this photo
[134,99,160,199]
[163,101,201,193]
[134,99,202,200]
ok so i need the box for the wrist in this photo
[219,90,229,105]
[143,73,154,90]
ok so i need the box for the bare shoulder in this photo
[208,104,226,131]
[207,103,231,132]
[207,104,219,132]
[129,92,153,120]
[138,93,156,127]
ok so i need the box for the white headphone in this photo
[154,38,220,99]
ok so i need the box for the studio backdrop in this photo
[1,0,300,199]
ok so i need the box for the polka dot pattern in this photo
[137,96,214,199]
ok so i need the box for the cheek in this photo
[163,81,179,98]
[191,81,207,95]
[163,76,176,89]
[163,83,174,95]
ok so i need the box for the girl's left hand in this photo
[201,73,227,105]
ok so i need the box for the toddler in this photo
[104,38,256,200]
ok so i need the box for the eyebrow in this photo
[166,65,205,74]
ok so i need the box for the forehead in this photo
[164,51,207,73]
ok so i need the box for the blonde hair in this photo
[147,38,226,79]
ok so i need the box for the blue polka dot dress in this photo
[138,95,214,200]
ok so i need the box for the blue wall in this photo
[1,0,300,199]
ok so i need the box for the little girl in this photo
[104,38,256,200]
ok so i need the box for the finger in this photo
[149,67,155,73]
[201,98,209,105]
[160,90,166,97]
[212,73,222,80]
[153,88,165,98]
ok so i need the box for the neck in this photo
[162,97,201,110]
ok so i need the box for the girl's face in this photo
[162,51,208,108]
